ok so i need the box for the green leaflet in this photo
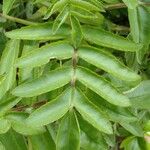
[0,40,20,99]
[78,46,141,83]
[128,8,139,43]
[26,88,71,127]
[6,112,46,135]
[12,67,72,97]
[78,114,108,150]
[120,136,147,150]
[76,67,130,107]
[0,118,11,134]
[5,23,70,40]
[128,6,150,63]
[80,131,107,150]
[126,80,150,109]
[56,111,80,150]
[44,0,68,19]
[85,0,105,12]
[0,39,19,71]
[82,26,142,52]
[19,41,39,82]
[85,89,137,123]
[52,5,69,34]
[70,15,83,49]
[138,6,150,44]
[71,4,95,17]
[2,0,16,14]
[120,122,144,137]
[16,41,74,68]
[29,132,56,150]
[0,97,21,116]
[0,129,27,150]
[71,0,100,12]
[122,0,138,9]
[74,88,113,134]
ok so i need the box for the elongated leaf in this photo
[6,112,46,135]
[0,40,19,73]
[56,111,80,150]
[74,88,113,134]
[78,114,108,150]
[85,89,137,123]
[85,0,105,12]
[0,40,20,99]
[19,41,39,82]
[128,8,139,43]
[138,6,150,44]
[70,4,96,19]
[71,0,100,12]
[0,118,11,134]
[122,0,138,9]
[26,88,71,127]
[5,23,70,40]
[76,67,130,107]
[29,132,56,150]
[120,122,144,137]
[2,0,16,14]
[52,5,69,33]
[16,41,74,68]
[82,26,142,51]
[120,136,146,150]
[44,0,68,19]
[80,131,108,150]
[0,97,21,116]
[0,129,27,150]
[70,15,83,48]
[78,46,140,83]
[126,80,150,109]
[128,6,150,63]
[12,67,72,97]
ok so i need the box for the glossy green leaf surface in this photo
[1,0,150,149]
[78,46,141,83]
[12,67,72,97]
[6,112,46,135]
[74,88,113,134]
[52,5,69,34]
[0,39,20,99]
[120,122,144,137]
[2,0,16,14]
[44,0,68,19]
[70,15,83,48]
[126,80,150,109]
[71,0,100,12]
[0,118,11,134]
[0,97,21,116]
[56,111,80,150]
[26,88,71,127]
[5,23,70,40]
[29,132,56,150]
[82,26,142,52]
[76,67,130,107]
[0,129,27,150]
[122,0,138,9]
[16,41,74,68]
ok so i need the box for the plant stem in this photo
[0,13,38,25]
[105,3,126,10]
[105,2,150,10]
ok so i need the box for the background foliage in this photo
[0,0,150,149]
